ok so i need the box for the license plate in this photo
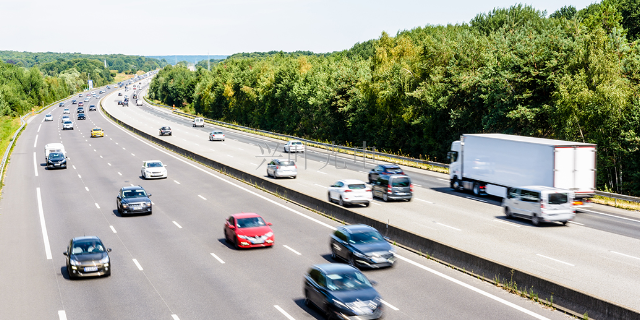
[251,239,265,244]
[84,267,98,272]
[396,193,406,195]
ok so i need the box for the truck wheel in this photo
[473,183,480,196]
[452,178,462,191]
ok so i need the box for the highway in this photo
[99,80,640,312]
[0,82,572,319]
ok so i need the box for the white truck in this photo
[448,134,596,199]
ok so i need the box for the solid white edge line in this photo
[171,315,180,320]
[95,203,100,209]
[579,208,640,223]
[34,134,38,148]
[174,180,180,184]
[58,310,67,320]
[395,255,550,320]
[610,251,640,261]
[314,184,327,188]
[210,253,225,264]
[85,187,89,191]
[172,221,182,228]
[274,305,296,320]
[380,299,399,311]
[416,198,433,204]
[283,245,301,255]
[132,259,143,270]
[536,254,575,267]
[198,195,207,200]
[110,225,117,233]
[436,222,461,231]
[36,188,52,259]
[33,152,38,177]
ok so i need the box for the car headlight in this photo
[353,251,368,258]
[99,256,109,264]
[122,204,129,208]
[333,299,349,310]
[69,258,79,266]
[264,232,273,237]
[237,235,249,239]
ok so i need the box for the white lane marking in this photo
[274,305,296,320]
[34,134,38,147]
[437,178,448,182]
[370,202,381,206]
[122,147,126,150]
[395,255,550,320]
[316,171,327,175]
[314,184,327,188]
[78,174,81,179]
[436,222,461,231]
[579,208,640,223]
[132,259,143,270]
[359,171,366,173]
[33,152,38,176]
[380,299,399,311]
[72,165,76,169]
[130,184,134,187]
[210,253,225,264]
[227,155,233,158]
[95,203,100,209]
[172,221,183,228]
[237,148,244,150]
[416,198,433,204]
[85,187,89,191]
[465,196,488,203]
[210,148,216,151]
[36,188,52,259]
[89,144,91,146]
[94,149,96,152]
[174,180,180,184]
[115,142,118,144]
[536,254,574,267]
[100,155,103,158]
[171,315,180,320]
[131,153,135,156]
[568,221,584,226]
[249,162,257,166]
[494,219,521,228]
[118,172,122,175]
[58,310,67,320]
[414,184,422,187]
[198,195,207,200]
[110,226,117,233]
[108,163,112,166]
[611,251,640,261]
[37,124,42,132]
[283,245,301,255]
[110,138,112,140]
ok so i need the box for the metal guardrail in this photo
[594,190,640,204]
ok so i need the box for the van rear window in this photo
[391,177,411,187]
[548,193,568,204]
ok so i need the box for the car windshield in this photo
[49,153,64,159]
[280,161,295,166]
[93,129,101,132]
[46,114,52,117]
[348,184,366,190]
[548,193,569,205]
[71,240,105,255]
[391,177,411,187]
[123,189,147,198]
[384,167,403,174]
[64,121,72,124]
[162,127,171,130]
[147,162,163,168]
[349,230,385,244]
[212,131,223,134]
[325,271,372,291]
[236,217,266,228]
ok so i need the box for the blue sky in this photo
[1,0,597,56]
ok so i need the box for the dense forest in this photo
[0,51,166,72]
[149,0,640,195]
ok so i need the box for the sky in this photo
[0,0,597,56]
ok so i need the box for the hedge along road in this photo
[104,82,640,313]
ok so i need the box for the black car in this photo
[71,99,77,104]
[118,92,122,96]
[371,174,412,202]
[89,105,96,111]
[64,236,111,279]
[59,102,64,107]
[46,152,67,169]
[116,185,152,215]
[304,264,383,319]
[330,225,396,269]
[77,113,86,120]
[159,126,172,136]
[106,86,110,89]
[367,164,404,184]
[77,107,84,113]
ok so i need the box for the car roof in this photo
[231,212,261,219]
[313,263,358,274]
[340,224,377,233]
[339,179,366,184]
[72,236,100,241]
[276,159,295,162]
[144,160,162,163]
[121,185,144,191]
[381,164,401,169]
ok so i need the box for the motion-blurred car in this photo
[328,179,372,207]
[118,92,122,96]
[159,126,172,136]
[266,159,297,179]
[44,114,53,121]
[89,105,96,111]
[224,213,274,249]
[330,224,396,269]
[59,102,64,107]
[63,108,70,114]
[62,120,74,130]
[208,131,224,141]
[64,236,111,279]
[304,264,383,319]
[84,98,90,102]
[116,185,152,215]
[79,93,83,97]
[284,140,305,153]
[77,106,84,113]
[77,113,85,120]
[367,164,405,184]
[141,160,168,179]
[71,99,77,104]
[91,127,104,138]
[46,152,67,169]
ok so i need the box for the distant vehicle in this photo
[79,93,83,97]
[141,160,168,179]
[330,224,396,269]
[328,179,372,207]
[91,91,95,95]
[77,107,84,113]
[106,86,110,89]
[91,127,104,138]
[159,126,172,136]
[71,100,77,104]
[132,93,137,99]
[283,140,304,153]
[122,100,128,107]
[89,105,96,111]
[304,264,383,320]
[136,100,143,106]
[118,92,122,96]
[77,113,85,120]
[367,164,404,184]
[372,174,412,202]
[84,98,90,102]
[116,185,152,215]
[46,152,67,169]
[78,101,84,107]
[224,213,274,249]
[44,114,53,121]
[63,108,70,114]
[192,117,204,127]
[266,159,297,179]
[503,186,576,226]
[61,115,70,123]
[208,131,224,141]
[448,134,597,198]
[63,236,112,278]
[117,101,123,105]
[59,102,64,107]
[62,120,74,130]
[44,143,66,163]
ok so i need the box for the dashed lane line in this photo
[132,259,143,270]
[33,152,38,177]
[274,305,296,320]
[381,300,399,311]
[110,226,117,233]
[210,253,225,264]
[172,221,182,229]
[36,188,52,259]
[198,195,207,200]
[283,245,301,255]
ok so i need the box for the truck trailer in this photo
[448,134,596,199]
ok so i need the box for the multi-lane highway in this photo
[98,80,640,313]
[0,83,573,319]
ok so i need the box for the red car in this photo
[224,213,274,249]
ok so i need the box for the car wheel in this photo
[406,197,412,202]
[364,201,370,207]
[304,290,312,307]
[382,193,389,202]
[105,270,112,277]
[142,172,147,179]
[532,214,540,226]
[562,221,568,226]
[339,196,345,207]
[505,207,512,219]
[68,266,76,279]
[224,230,230,243]
[234,237,240,249]
[348,254,356,267]
[327,193,333,203]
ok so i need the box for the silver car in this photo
[266,159,297,179]
[62,120,74,130]
[284,140,305,153]
[209,131,225,141]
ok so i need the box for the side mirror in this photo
[63,252,68,256]
[148,194,152,197]
[371,281,378,286]
[267,222,272,226]
[117,195,121,199]
[107,248,112,252]
[229,225,236,230]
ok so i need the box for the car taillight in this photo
[365,189,371,192]
[572,200,583,206]
[295,165,297,168]
[344,190,352,193]
[410,183,413,192]
[541,203,546,209]
[388,184,392,193]
[276,166,280,169]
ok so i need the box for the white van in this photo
[192,117,204,127]
[44,143,66,162]
[136,100,143,106]
[502,186,575,226]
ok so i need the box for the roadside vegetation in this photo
[149,0,640,196]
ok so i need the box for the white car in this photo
[141,160,168,179]
[62,120,74,130]
[136,100,143,106]
[327,179,372,207]
[44,114,53,121]
[63,108,70,114]
[284,140,305,153]
[61,115,70,123]
[209,131,225,141]
[84,98,90,102]
[192,117,205,127]
[267,159,297,179]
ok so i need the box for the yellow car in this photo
[91,127,104,138]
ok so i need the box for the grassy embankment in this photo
[0,116,23,191]
[112,70,145,83]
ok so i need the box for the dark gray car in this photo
[372,174,412,201]
[330,224,396,269]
